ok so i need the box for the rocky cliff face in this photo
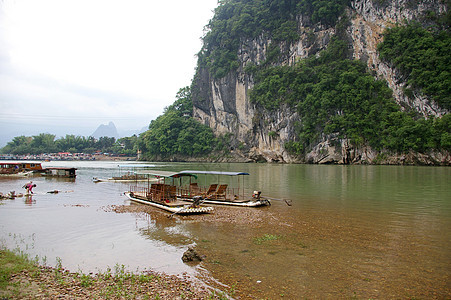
[350,0,448,117]
[192,0,449,165]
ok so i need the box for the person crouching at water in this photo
[22,181,36,194]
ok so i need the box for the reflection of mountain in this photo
[136,210,193,247]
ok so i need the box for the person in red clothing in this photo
[22,181,36,194]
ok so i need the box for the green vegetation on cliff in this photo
[249,36,451,154]
[195,0,450,157]
[378,22,451,110]
[198,0,349,78]
[139,87,216,160]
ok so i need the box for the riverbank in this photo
[0,249,224,299]
[140,148,451,165]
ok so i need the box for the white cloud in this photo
[0,0,216,145]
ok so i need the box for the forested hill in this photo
[188,0,450,165]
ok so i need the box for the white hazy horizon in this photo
[0,0,217,147]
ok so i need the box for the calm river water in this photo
[0,161,449,298]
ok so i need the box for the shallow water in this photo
[0,161,450,298]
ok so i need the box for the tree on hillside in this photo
[140,87,216,159]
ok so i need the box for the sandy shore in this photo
[3,256,223,299]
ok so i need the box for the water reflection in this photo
[133,207,194,247]
[24,195,36,205]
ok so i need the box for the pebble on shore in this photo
[5,263,217,299]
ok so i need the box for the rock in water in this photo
[182,247,205,263]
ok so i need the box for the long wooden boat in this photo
[125,170,213,215]
[16,162,43,172]
[0,162,34,177]
[177,170,271,207]
[124,192,213,214]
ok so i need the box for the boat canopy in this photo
[135,170,197,178]
[179,170,249,176]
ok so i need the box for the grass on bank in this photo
[0,248,39,298]
[0,248,229,299]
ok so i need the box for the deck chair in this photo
[149,184,164,202]
[189,183,200,196]
[164,185,177,202]
[209,184,228,200]
[179,183,199,199]
[203,184,218,198]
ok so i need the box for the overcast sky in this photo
[0,0,217,146]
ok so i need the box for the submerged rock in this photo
[182,247,205,263]
[0,191,24,199]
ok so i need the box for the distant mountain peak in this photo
[91,121,119,139]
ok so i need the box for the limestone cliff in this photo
[192,0,449,165]
[349,0,448,117]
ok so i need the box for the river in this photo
[0,161,449,298]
